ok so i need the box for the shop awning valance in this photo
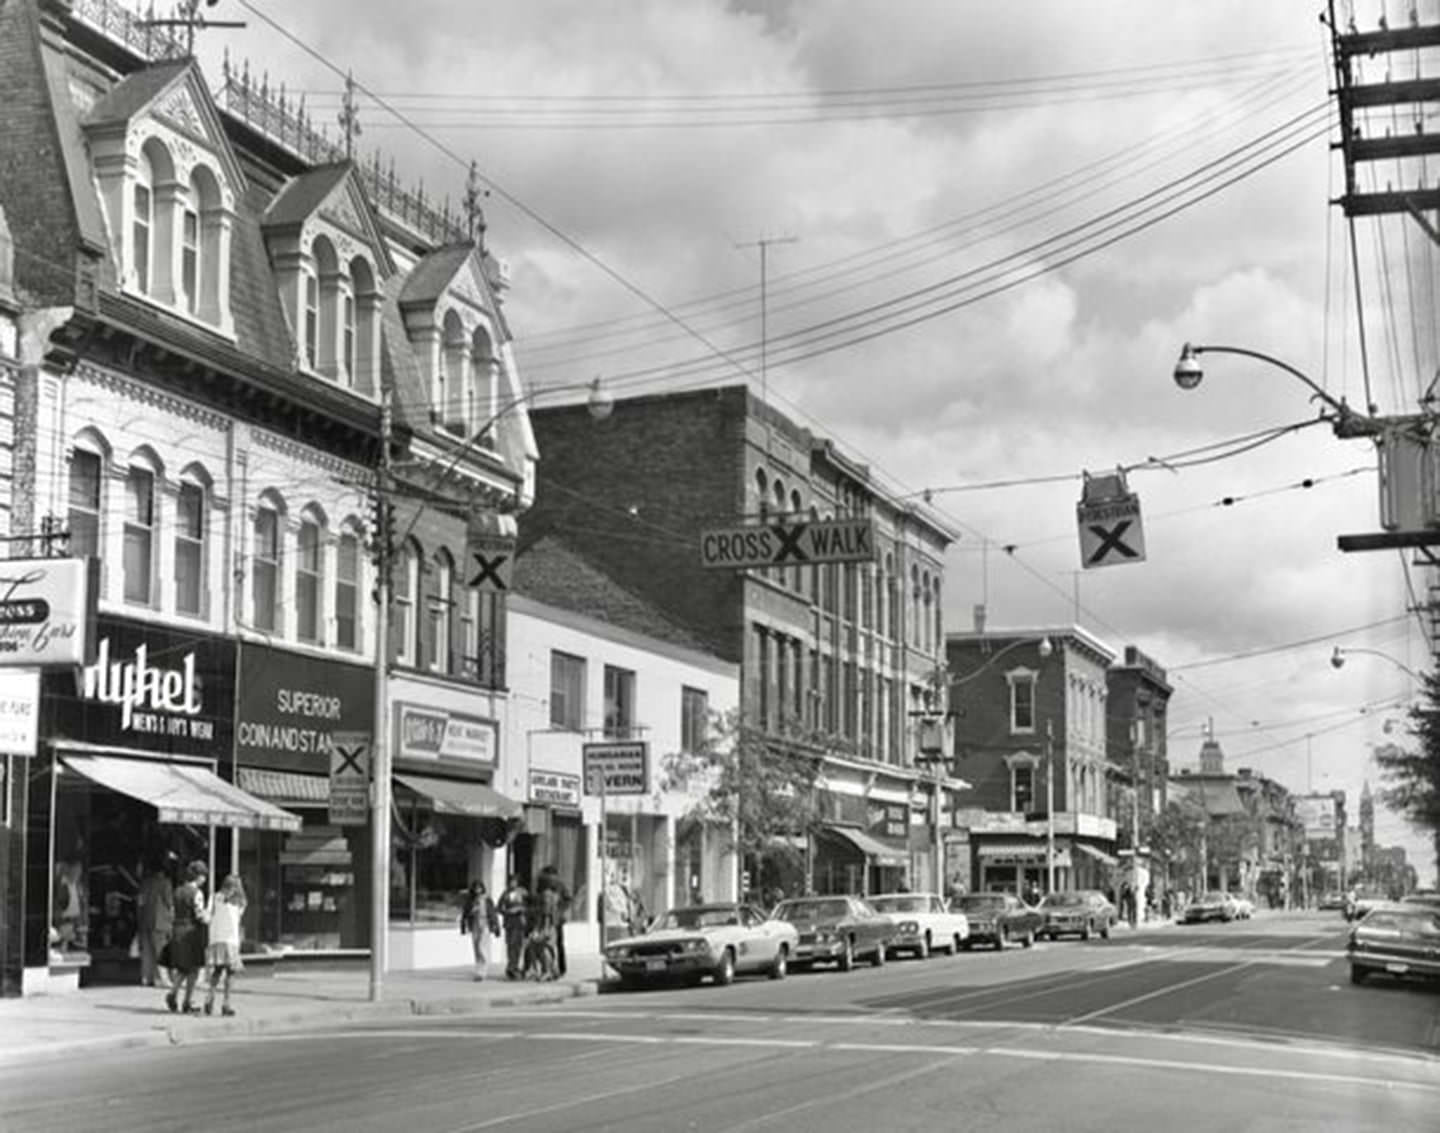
[395,773,523,821]
[237,768,329,804]
[819,824,908,867]
[1073,842,1118,867]
[63,754,302,832]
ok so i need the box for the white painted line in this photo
[530,1031,665,1044]
[831,1042,980,1055]
[671,1036,817,1049]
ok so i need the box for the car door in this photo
[742,905,776,967]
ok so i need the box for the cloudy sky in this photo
[206,0,1437,879]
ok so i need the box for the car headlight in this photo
[683,939,710,953]
[898,921,919,935]
[607,947,630,961]
[816,930,836,943]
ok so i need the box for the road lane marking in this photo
[530,1031,665,1044]
[672,1036,817,1048]
[831,1042,980,1055]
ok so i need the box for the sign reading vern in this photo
[0,558,98,667]
[582,741,649,796]
[699,519,876,569]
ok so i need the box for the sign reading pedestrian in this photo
[468,535,515,592]
[582,741,649,796]
[329,730,370,826]
[1076,470,1146,570]
[700,518,876,570]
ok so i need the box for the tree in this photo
[1377,669,1440,872]
[1149,796,1207,891]
[661,707,822,898]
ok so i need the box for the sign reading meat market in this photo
[235,643,372,772]
[0,557,98,667]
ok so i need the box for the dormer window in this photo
[304,270,319,370]
[181,207,199,314]
[133,182,152,295]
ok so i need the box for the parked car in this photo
[1345,889,1388,922]
[1181,891,1239,924]
[952,892,1042,950]
[1037,890,1116,941]
[1318,891,1348,912]
[771,895,896,970]
[870,892,970,958]
[1232,895,1255,920]
[603,903,797,988]
[1348,902,1440,986]
[1400,893,1440,912]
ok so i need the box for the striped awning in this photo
[237,768,329,804]
[63,754,301,832]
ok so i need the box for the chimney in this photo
[972,603,987,634]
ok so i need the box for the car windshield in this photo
[956,896,1007,912]
[1041,893,1087,907]
[775,899,850,921]
[871,896,928,913]
[1203,892,1230,902]
[653,907,742,931]
[1363,911,1440,935]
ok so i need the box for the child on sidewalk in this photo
[204,874,246,1017]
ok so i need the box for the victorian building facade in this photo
[0,0,533,993]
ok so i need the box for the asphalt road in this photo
[5,913,1439,1132]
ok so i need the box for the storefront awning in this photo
[237,768,329,804]
[395,773,523,821]
[1074,842,1118,867]
[62,754,301,832]
[820,824,908,867]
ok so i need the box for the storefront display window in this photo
[237,811,364,952]
[389,795,491,926]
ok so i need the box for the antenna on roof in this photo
[337,70,362,160]
[141,0,246,59]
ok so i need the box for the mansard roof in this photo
[82,59,188,125]
[378,270,429,435]
[263,161,396,276]
[399,242,476,308]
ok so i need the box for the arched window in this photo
[67,438,107,561]
[440,309,467,435]
[187,165,223,322]
[123,450,162,607]
[429,549,454,673]
[933,579,943,650]
[471,325,497,440]
[133,139,175,297]
[349,255,377,394]
[922,572,933,652]
[308,236,338,375]
[393,539,420,665]
[252,493,285,633]
[885,553,898,639]
[335,524,362,652]
[296,506,326,644]
[175,466,211,618]
[911,564,921,644]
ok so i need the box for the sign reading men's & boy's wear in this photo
[235,643,372,772]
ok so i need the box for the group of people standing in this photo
[462,866,571,982]
[136,856,247,1016]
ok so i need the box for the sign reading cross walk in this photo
[1077,494,1146,569]
[699,518,876,569]
[329,730,371,826]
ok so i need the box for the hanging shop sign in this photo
[328,730,370,827]
[867,802,909,840]
[43,616,236,756]
[235,644,372,772]
[0,668,40,755]
[0,557,98,667]
[394,703,496,765]
[529,768,582,808]
[583,741,649,795]
[1076,470,1146,569]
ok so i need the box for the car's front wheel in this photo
[714,948,736,987]
[1081,920,1093,942]
[916,933,931,960]
[872,940,887,968]
[1022,928,1036,949]
[1100,921,1111,940]
[768,946,788,980]
[1350,964,1368,986]
[838,937,855,971]
[997,926,1009,951]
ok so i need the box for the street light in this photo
[1330,645,1424,681]
[1172,343,1380,438]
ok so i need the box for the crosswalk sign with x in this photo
[1076,493,1146,570]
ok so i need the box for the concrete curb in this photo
[1,980,599,1066]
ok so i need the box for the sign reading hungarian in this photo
[1077,494,1146,569]
[0,557,98,667]
[329,730,370,826]
[583,741,649,796]
[700,518,876,570]
[529,768,582,808]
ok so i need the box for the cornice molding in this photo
[251,424,370,483]
[75,361,229,432]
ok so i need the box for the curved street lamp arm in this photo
[1333,645,1425,681]
[1189,345,1351,417]
[951,635,1052,688]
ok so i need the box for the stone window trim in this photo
[1005,751,1041,812]
[1006,666,1039,735]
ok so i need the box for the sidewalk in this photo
[0,955,604,1066]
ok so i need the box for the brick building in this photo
[946,624,1120,896]
[524,385,960,895]
[0,0,535,991]
[1105,645,1173,908]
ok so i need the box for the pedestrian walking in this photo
[525,883,559,981]
[498,874,529,980]
[204,874,246,1017]
[536,865,571,977]
[166,861,209,1014]
[460,881,499,981]
[136,852,175,987]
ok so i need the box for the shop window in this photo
[681,686,709,754]
[252,505,281,633]
[550,651,585,730]
[1013,763,1036,812]
[296,517,323,643]
[390,795,489,926]
[428,550,453,673]
[1008,670,1036,734]
[123,466,156,606]
[67,448,102,559]
[174,480,206,617]
[604,665,635,739]
[546,812,589,922]
[335,531,360,651]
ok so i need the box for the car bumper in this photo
[1349,949,1440,980]
[606,952,717,980]
[794,939,848,962]
[1182,909,1225,922]
[1042,919,1089,936]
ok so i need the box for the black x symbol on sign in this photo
[771,522,810,564]
[470,552,509,590]
[333,743,365,776]
[1087,520,1139,565]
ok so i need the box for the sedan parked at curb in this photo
[1181,891,1239,924]
[1348,903,1440,986]
[870,893,970,958]
[604,903,797,989]
[952,892,1042,950]
[772,895,896,971]
[1037,890,1116,941]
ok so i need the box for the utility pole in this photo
[369,390,393,1002]
[735,234,798,427]
[1045,719,1056,894]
